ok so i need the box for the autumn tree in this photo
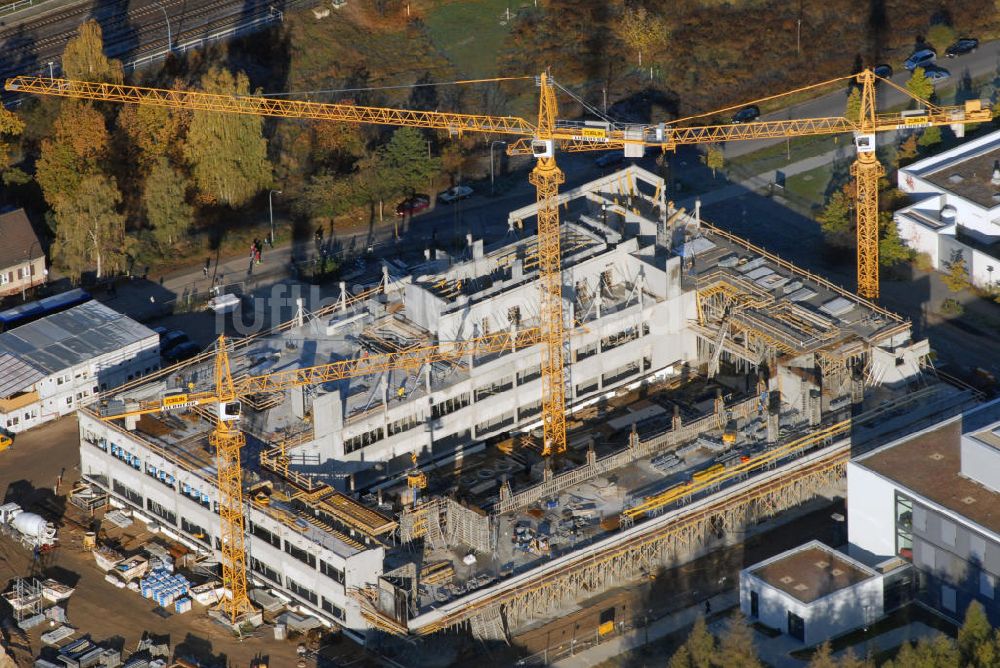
[714,612,761,668]
[883,635,960,668]
[926,24,956,54]
[61,20,123,84]
[0,107,25,181]
[117,100,189,169]
[36,102,111,208]
[906,67,934,102]
[807,640,838,668]
[667,615,715,668]
[958,600,998,667]
[898,135,919,163]
[52,173,125,280]
[143,158,194,247]
[879,211,911,267]
[845,88,861,123]
[818,189,854,249]
[617,6,669,67]
[703,145,724,178]
[184,67,271,207]
[942,249,971,292]
[918,126,942,148]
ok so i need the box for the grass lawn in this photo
[424,0,524,78]
[785,164,834,209]
[727,134,844,175]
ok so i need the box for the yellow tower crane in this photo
[7,68,989,624]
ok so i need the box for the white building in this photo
[895,130,1000,290]
[0,300,159,433]
[740,540,884,645]
[848,398,1000,624]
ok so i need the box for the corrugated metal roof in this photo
[0,353,44,397]
[0,301,156,376]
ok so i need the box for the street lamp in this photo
[152,0,173,52]
[268,189,282,245]
[47,61,54,78]
[490,140,507,195]
[602,201,608,225]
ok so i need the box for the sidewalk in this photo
[551,591,739,668]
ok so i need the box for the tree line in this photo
[668,601,1000,668]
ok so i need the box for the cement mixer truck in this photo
[0,502,57,549]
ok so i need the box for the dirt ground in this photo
[0,415,369,667]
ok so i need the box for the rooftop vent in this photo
[780,576,794,584]
[992,160,1000,186]
[831,568,844,577]
[949,174,964,184]
[961,496,977,505]
[929,452,944,461]
[794,583,809,591]
[815,560,830,569]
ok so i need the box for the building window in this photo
[250,558,280,584]
[286,578,318,605]
[517,365,541,384]
[971,535,987,564]
[942,584,957,613]
[941,519,957,547]
[343,427,385,454]
[430,393,470,420]
[112,479,142,507]
[507,306,521,326]
[250,522,281,549]
[284,540,317,568]
[574,343,598,362]
[181,517,210,545]
[518,402,542,421]
[320,560,345,584]
[980,572,995,600]
[474,376,513,402]
[146,498,177,526]
[894,493,913,560]
[66,397,72,406]
[917,541,936,570]
[787,611,805,642]
[321,596,346,620]
[387,413,423,437]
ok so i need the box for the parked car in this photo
[395,194,431,217]
[946,38,978,57]
[904,48,936,71]
[151,325,168,337]
[159,330,189,353]
[730,105,760,124]
[163,341,200,364]
[873,64,893,79]
[437,185,474,204]
[594,150,625,168]
[923,66,951,84]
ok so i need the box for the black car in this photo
[594,150,625,168]
[946,38,978,57]
[731,105,760,124]
[873,64,893,79]
[159,330,189,353]
[163,341,200,364]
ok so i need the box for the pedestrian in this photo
[705,599,711,615]
[255,248,261,265]
[149,296,155,304]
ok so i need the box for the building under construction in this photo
[76,165,958,643]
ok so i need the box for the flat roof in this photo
[924,146,1000,209]
[750,542,874,604]
[858,402,1000,536]
[0,301,155,375]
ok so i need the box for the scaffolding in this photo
[415,446,848,636]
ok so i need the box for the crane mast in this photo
[530,73,568,457]
[851,69,885,300]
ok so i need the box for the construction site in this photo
[72,162,973,649]
[0,66,988,664]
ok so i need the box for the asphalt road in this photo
[722,39,1000,158]
[0,0,286,84]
